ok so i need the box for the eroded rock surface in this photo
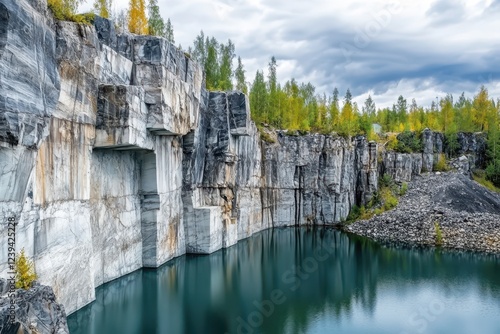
[0,280,69,334]
[381,129,486,182]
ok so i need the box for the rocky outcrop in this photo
[347,172,500,253]
[0,280,69,334]
[381,129,487,182]
[0,0,202,315]
[260,134,377,226]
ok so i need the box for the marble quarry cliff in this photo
[0,0,487,315]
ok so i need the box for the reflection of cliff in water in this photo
[68,228,500,334]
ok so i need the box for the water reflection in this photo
[68,228,500,334]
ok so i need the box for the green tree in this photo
[395,95,408,128]
[455,93,475,132]
[147,0,165,36]
[48,0,85,20]
[164,18,175,43]
[267,56,279,125]
[338,89,357,136]
[328,88,340,131]
[192,31,206,66]
[362,95,376,117]
[317,94,328,133]
[250,70,268,123]
[473,86,491,131]
[235,56,247,94]
[360,95,376,138]
[94,0,112,18]
[205,37,219,89]
[300,82,315,131]
[440,94,455,132]
[218,40,235,91]
[115,9,128,32]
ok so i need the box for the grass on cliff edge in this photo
[257,125,277,144]
[473,170,500,193]
[345,174,405,224]
[48,0,95,25]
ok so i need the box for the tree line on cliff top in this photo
[47,0,500,187]
[185,32,499,187]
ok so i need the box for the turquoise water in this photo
[68,228,500,334]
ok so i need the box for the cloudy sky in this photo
[83,0,500,108]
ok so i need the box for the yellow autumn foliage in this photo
[15,249,37,290]
[128,0,148,35]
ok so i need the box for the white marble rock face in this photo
[90,150,142,287]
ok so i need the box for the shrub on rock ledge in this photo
[434,222,443,247]
[48,0,94,25]
[15,249,37,290]
[434,154,449,172]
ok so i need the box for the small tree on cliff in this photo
[338,89,358,137]
[218,40,235,91]
[235,56,247,94]
[15,249,37,290]
[93,0,112,19]
[47,0,85,20]
[128,0,148,35]
[164,18,175,44]
[147,0,165,36]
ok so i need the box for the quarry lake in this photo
[68,228,500,334]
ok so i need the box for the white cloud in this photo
[80,0,500,108]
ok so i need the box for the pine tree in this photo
[192,31,206,66]
[317,93,328,132]
[15,249,37,290]
[235,56,247,94]
[94,0,111,18]
[128,0,148,35]
[250,70,268,123]
[205,37,219,89]
[328,88,340,131]
[396,95,408,125]
[440,94,454,132]
[300,82,315,130]
[339,89,357,136]
[218,40,235,91]
[114,9,129,32]
[164,18,175,44]
[147,0,165,36]
[361,95,376,139]
[268,56,278,125]
[473,86,491,131]
[456,95,475,133]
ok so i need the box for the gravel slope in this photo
[347,172,500,253]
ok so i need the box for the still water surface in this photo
[68,228,500,334]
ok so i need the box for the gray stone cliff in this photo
[0,0,488,319]
[381,129,486,182]
[0,279,69,333]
